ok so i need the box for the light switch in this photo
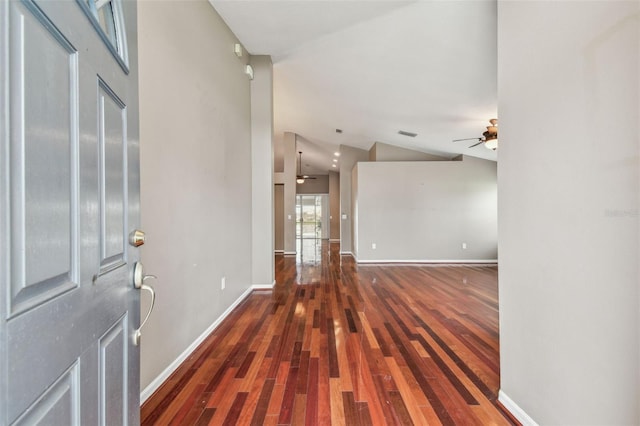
[288,214,292,220]
[341,214,347,220]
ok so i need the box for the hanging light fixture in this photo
[483,119,498,150]
[484,135,498,150]
[452,118,498,150]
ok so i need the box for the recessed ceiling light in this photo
[398,130,417,137]
[334,152,340,157]
[332,164,337,167]
[333,159,338,162]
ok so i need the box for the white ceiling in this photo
[210,0,498,175]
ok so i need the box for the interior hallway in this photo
[141,241,516,425]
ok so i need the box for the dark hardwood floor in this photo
[141,241,516,425]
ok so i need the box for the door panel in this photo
[99,315,128,426]
[13,362,80,426]
[98,78,127,273]
[9,0,79,316]
[1,0,141,424]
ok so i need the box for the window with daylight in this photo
[82,0,129,69]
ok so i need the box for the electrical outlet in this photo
[221,276,226,290]
[462,243,467,250]
[371,243,377,250]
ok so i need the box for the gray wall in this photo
[353,156,497,262]
[329,171,340,241]
[250,55,274,286]
[369,142,449,162]
[296,175,329,194]
[498,1,639,424]
[339,145,369,254]
[138,1,253,391]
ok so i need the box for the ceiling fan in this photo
[453,118,498,150]
[297,151,316,184]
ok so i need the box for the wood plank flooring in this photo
[141,241,516,425]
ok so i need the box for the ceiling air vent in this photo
[398,130,417,137]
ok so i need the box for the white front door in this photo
[0,0,141,423]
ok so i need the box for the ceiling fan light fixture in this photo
[484,137,498,150]
[297,177,305,184]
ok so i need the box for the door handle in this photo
[133,262,156,346]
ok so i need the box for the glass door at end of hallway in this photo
[296,194,323,240]
[295,194,328,264]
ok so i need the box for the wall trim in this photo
[340,251,354,256]
[498,390,538,426]
[252,281,275,290]
[274,250,284,254]
[329,239,340,243]
[356,259,498,264]
[140,284,267,404]
[283,251,296,256]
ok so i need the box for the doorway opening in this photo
[295,194,328,263]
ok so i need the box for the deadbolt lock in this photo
[129,229,146,247]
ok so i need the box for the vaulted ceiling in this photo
[210,0,497,174]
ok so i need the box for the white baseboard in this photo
[140,284,268,404]
[356,259,498,264]
[252,281,275,290]
[283,251,296,255]
[498,390,538,426]
[329,239,340,243]
[340,251,354,256]
[274,250,284,254]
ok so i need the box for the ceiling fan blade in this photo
[468,140,484,148]
[453,137,482,142]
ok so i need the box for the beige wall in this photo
[369,142,449,162]
[282,133,297,254]
[351,164,359,257]
[353,156,497,262]
[339,145,369,254]
[250,55,274,286]
[498,1,639,424]
[138,1,253,392]
[329,171,340,241]
[274,184,284,251]
[296,175,329,194]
